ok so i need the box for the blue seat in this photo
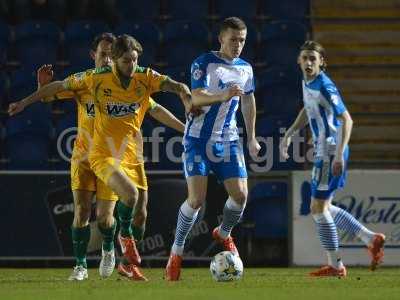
[164,66,191,86]
[152,91,186,121]
[0,21,10,64]
[213,0,259,19]
[0,72,8,107]
[14,21,60,69]
[244,182,288,238]
[6,134,50,170]
[164,20,209,44]
[256,65,302,91]
[256,115,296,138]
[262,0,310,19]
[164,0,209,20]
[117,0,161,20]
[258,84,302,115]
[8,68,37,101]
[163,43,206,67]
[5,101,52,170]
[259,21,307,67]
[65,21,110,67]
[114,21,160,46]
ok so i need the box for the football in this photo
[210,251,243,282]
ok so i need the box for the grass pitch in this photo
[1,268,399,300]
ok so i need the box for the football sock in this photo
[98,218,116,252]
[131,224,145,242]
[219,197,245,239]
[329,205,375,245]
[117,201,133,238]
[171,200,199,255]
[71,225,90,268]
[312,211,343,269]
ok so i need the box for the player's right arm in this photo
[279,108,308,159]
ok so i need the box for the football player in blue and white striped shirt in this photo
[165,17,261,281]
[280,40,385,277]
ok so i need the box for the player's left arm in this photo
[241,92,261,159]
[333,110,353,176]
[323,83,353,176]
[148,104,185,134]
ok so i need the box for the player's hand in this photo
[279,135,292,160]
[332,156,344,176]
[8,101,26,116]
[37,64,54,88]
[248,138,261,159]
[222,85,244,101]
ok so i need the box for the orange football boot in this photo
[212,227,239,255]
[117,263,148,281]
[165,254,182,281]
[309,265,347,277]
[368,233,386,271]
[118,234,141,265]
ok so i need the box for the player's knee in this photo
[133,209,147,227]
[310,201,326,215]
[230,190,247,206]
[96,211,114,228]
[74,205,91,227]
[187,196,205,209]
[120,185,139,206]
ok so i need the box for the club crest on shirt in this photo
[331,94,340,105]
[106,102,140,117]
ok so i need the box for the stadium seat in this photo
[114,21,160,46]
[0,72,8,109]
[164,66,191,87]
[163,42,207,68]
[163,0,209,20]
[6,133,50,170]
[116,0,161,20]
[259,21,308,67]
[256,66,302,114]
[262,0,310,20]
[5,102,52,170]
[244,182,288,238]
[213,0,259,19]
[0,21,10,65]
[8,68,37,102]
[65,20,110,68]
[164,20,209,44]
[152,90,186,121]
[14,21,60,69]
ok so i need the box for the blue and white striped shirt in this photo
[302,71,347,157]
[185,51,255,142]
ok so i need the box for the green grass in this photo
[1,268,400,300]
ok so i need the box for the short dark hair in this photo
[111,34,143,60]
[219,17,247,33]
[300,40,327,70]
[91,32,116,52]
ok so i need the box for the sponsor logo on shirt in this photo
[106,102,141,117]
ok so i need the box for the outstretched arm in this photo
[8,81,67,116]
[279,108,308,159]
[148,104,185,133]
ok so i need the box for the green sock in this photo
[131,224,145,242]
[98,219,117,252]
[71,225,90,268]
[117,201,133,238]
